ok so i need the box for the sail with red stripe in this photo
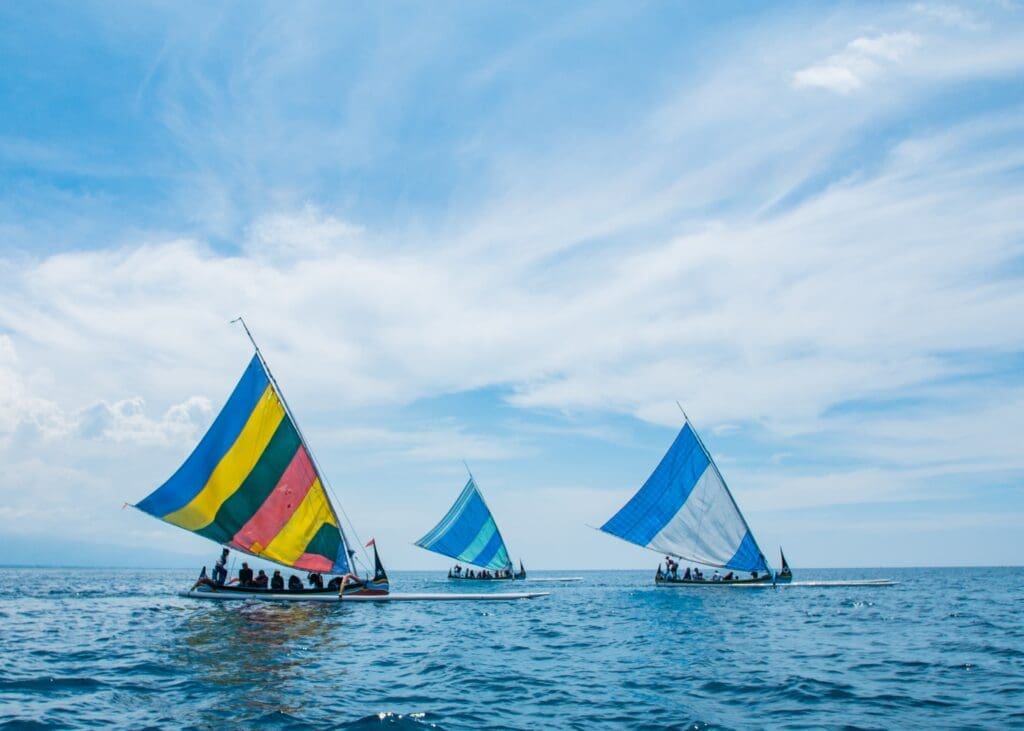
[135,353,351,574]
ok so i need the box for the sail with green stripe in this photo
[135,351,352,574]
[415,478,513,571]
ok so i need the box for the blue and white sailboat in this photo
[415,476,526,581]
[599,411,789,586]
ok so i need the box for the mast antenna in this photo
[230,317,372,574]
[674,402,770,575]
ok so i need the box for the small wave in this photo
[0,676,105,692]
[341,712,440,729]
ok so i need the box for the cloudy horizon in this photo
[1,1,1022,570]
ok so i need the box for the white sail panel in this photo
[600,421,769,573]
[647,466,752,567]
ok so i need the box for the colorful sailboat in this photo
[133,321,389,600]
[599,409,790,586]
[415,475,526,581]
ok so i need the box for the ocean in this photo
[0,567,1021,729]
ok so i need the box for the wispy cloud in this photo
[0,2,1022,566]
[793,32,921,93]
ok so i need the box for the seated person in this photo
[270,570,284,591]
[722,571,734,581]
[307,572,324,589]
[253,570,268,588]
[682,567,692,580]
[288,574,303,591]
[238,562,254,587]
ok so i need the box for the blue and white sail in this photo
[600,418,770,573]
[415,478,513,571]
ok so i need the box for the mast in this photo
[675,402,770,572]
[231,317,366,574]
[463,462,514,571]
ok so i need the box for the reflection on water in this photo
[1,568,1022,729]
[177,602,348,715]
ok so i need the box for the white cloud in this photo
[0,335,211,447]
[793,32,921,93]
[1,2,1023,566]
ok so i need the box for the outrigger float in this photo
[599,406,892,589]
[415,471,528,582]
[133,320,546,603]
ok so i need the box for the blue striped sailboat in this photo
[600,411,789,586]
[415,476,526,581]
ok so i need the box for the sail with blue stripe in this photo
[415,478,513,571]
[600,417,770,573]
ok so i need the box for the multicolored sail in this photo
[135,354,351,574]
[600,418,770,573]
[415,478,512,571]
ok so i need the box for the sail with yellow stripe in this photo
[135,353,351,574]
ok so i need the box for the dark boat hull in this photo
[447,572,526,582]
[656,573,792,587]
[186,578,389,600]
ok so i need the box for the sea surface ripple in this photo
[1,567,1022,729]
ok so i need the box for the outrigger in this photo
[599,404,791,587]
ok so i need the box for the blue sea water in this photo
[0,567,1022,730]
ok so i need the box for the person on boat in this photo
[238,562,254,587]
[682,567,691,580]
[712,570,721,581]
[722,571,734,581]
[253,570,268,588]
[213,548,229,586]
[307,572,324,589]
[271,570,284,591]
[453,564,462,576]
[327,575,342,590]
[288,574,303,591]
[751,570,759,579]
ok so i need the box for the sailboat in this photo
[415,475,526,581]
[599,409,791,586]
[779,547,793,580]
[133,321,390,601]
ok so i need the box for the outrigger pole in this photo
[231,316,371,575]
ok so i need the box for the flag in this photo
[365,538,376,548]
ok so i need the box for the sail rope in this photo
[232,317,373,576]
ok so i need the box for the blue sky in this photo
[1,1,1023,569]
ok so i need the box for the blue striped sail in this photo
[415,478,512,571]
[600,420,770,573]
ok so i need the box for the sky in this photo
[1,1,1022,570]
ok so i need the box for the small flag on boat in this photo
[365,538,376,548]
